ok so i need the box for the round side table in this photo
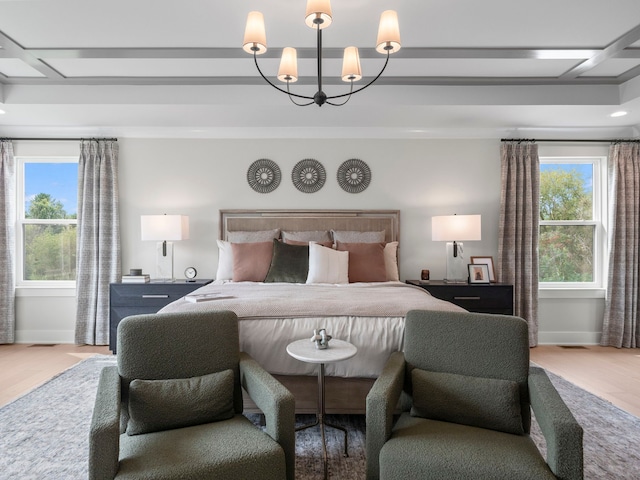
[286,338,357,479]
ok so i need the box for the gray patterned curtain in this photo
[0,141,16,344]
[75,140,120,345]
[601,143,640,348]
[497,141,540,346]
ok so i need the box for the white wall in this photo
[13,138,605,344]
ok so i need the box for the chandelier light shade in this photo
[305,0,333,29]
[242,11,267,54]
[376,10,402,54]
[278,47,299,82]
[243,0,401,107]
[341,46,362,82]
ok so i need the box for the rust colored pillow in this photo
[231,241,274,282]
[336,242,387,283]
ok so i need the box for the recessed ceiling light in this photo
[610,111,628,118]
[0,109,5,115]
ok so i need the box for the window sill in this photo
[16,285,76,297]
[539,288,606,299]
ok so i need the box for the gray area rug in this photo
[0,355,638,479]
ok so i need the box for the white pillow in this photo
[384,241,400,281]
[306,242,349,284]
[215,240,234,281]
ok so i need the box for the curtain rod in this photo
[501,138,640,143]
[0,137,118,142]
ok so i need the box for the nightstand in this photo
[109,279,212,353]
[406,280,514,315]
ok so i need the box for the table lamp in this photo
[140,214,189,281]
[431,214,481,283]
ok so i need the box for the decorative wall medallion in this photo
[247,159,281,193]
[337,158,371,193]
[291,159,326,193]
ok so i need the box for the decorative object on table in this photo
[121,273,150,283]
[247,158,281,193]
[140,214,190,282]
[184,266,197,280]
[468,263,491,284]
[310,328,332,349]
[242,2,401,107]
[292,158,326,193]
[421,269,430,281]
[471,256,496,282]
[337,159,371,193]
[431,214,482,283]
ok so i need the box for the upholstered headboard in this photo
[219,209,400,243]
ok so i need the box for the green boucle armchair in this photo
[89,310,295,480]
[366,310,583,480]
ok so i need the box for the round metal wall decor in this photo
[337,158,371,193]
[247,158,281,193]
[291,158,326,193]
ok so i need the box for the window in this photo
[539,157,607,288]
[16,157,78,285]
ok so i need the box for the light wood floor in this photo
[1,343,639,418]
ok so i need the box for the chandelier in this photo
[242,0,401,107]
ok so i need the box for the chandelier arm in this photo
[253,52,314,101]
[326,51,390,101]
[286,81,315,106]
[326,81,355,106]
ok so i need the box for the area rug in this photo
[0,355,639,479]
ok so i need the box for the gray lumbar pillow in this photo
[410,368,524,435]
[127,369,235,435]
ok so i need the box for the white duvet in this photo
[159,281,464,378]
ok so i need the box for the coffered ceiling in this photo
[0,0,640,139]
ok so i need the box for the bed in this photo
[159,209,465,413]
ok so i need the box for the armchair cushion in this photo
[410,368,524,435]
[127,369,235,435]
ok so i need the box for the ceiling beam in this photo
[560,23,640,79]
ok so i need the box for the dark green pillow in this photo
[410,368,524,435]
[264,239,309,283]
[126,369,235,435]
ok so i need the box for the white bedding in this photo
[159,281,465,378]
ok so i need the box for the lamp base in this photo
[443,241,467,283]
[155,241,175,282]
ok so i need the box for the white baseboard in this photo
[15,329,75,344]
[537,331,601,345]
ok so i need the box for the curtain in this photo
[601,143,640,348]
[497,141,540,346]
[0,141,15,344]
[75,140,120,345]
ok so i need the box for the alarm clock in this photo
[184,266,197,280]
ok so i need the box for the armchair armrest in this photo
[365,351,406,480]
[88,366,121,480]
[239,352,296,480]
[529,366,583,480]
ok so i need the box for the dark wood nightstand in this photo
[406,280,514,315]
[109,279,212,353]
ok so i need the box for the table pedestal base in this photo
[295,363,348,479]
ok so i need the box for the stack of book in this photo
[121,274,150,283]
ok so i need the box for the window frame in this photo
[539,156,607,290]
[16,156,78,288]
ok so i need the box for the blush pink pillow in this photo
[231,241,274,282]
[336,242,387,283]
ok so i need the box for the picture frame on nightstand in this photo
[471,256,496,282]
[468,264,490,284]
